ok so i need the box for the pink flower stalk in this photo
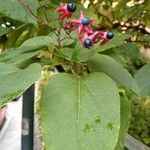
[55,3,76,20]
[70,11,94,35]
[64,21,75,31]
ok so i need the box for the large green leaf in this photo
[134,63,150,96]
[0,63,42,106]
[87,53,139,94]
[115,93,131,150]
[40,72,120,150]
[0,0,38,24]
[0,63,20,75]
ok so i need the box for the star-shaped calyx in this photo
[56,3,76,20]
[70,11,94,35]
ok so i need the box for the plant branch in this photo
[59,21,74,39]
[39,2,51,23]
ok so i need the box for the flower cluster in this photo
[56,3,114,48]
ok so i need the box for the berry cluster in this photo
[56,3,114,48]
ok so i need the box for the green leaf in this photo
[115,93,131,150]
[98,34,128,52]
[114,43,141,60]
[0,46,43,64]
[0,63,20,75]
[0,35,57,65]
[87,53,139,94]
[134,63,150,96]
[40,72,120,150]
[0,63,41,106]
[59,42,98,62]
[21,35,57,47]
[0,0,38,24]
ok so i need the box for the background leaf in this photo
[40,72,120,150]
[114,43,141,60]
[87,53,139,94]
[134,63,150,96]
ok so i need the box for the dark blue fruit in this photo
[84,39,92,48]
[67,3,77,13]
[106,32,114,39]
[81,18,90,26]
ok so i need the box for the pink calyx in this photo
[55,3,73,20]
[70,11,94,35]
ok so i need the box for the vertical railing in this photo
[21,85,35,150]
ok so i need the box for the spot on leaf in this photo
[95,116,101,125]
[84,123,92,133]
[107,122,114,130]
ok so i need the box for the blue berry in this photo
[67,3,76,13]
[81,18,90,26]
[106,32,114,39]
[84,39,92,48]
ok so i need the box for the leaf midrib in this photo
[77,77,81,149]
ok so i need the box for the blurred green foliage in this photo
[129,98,150,146]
